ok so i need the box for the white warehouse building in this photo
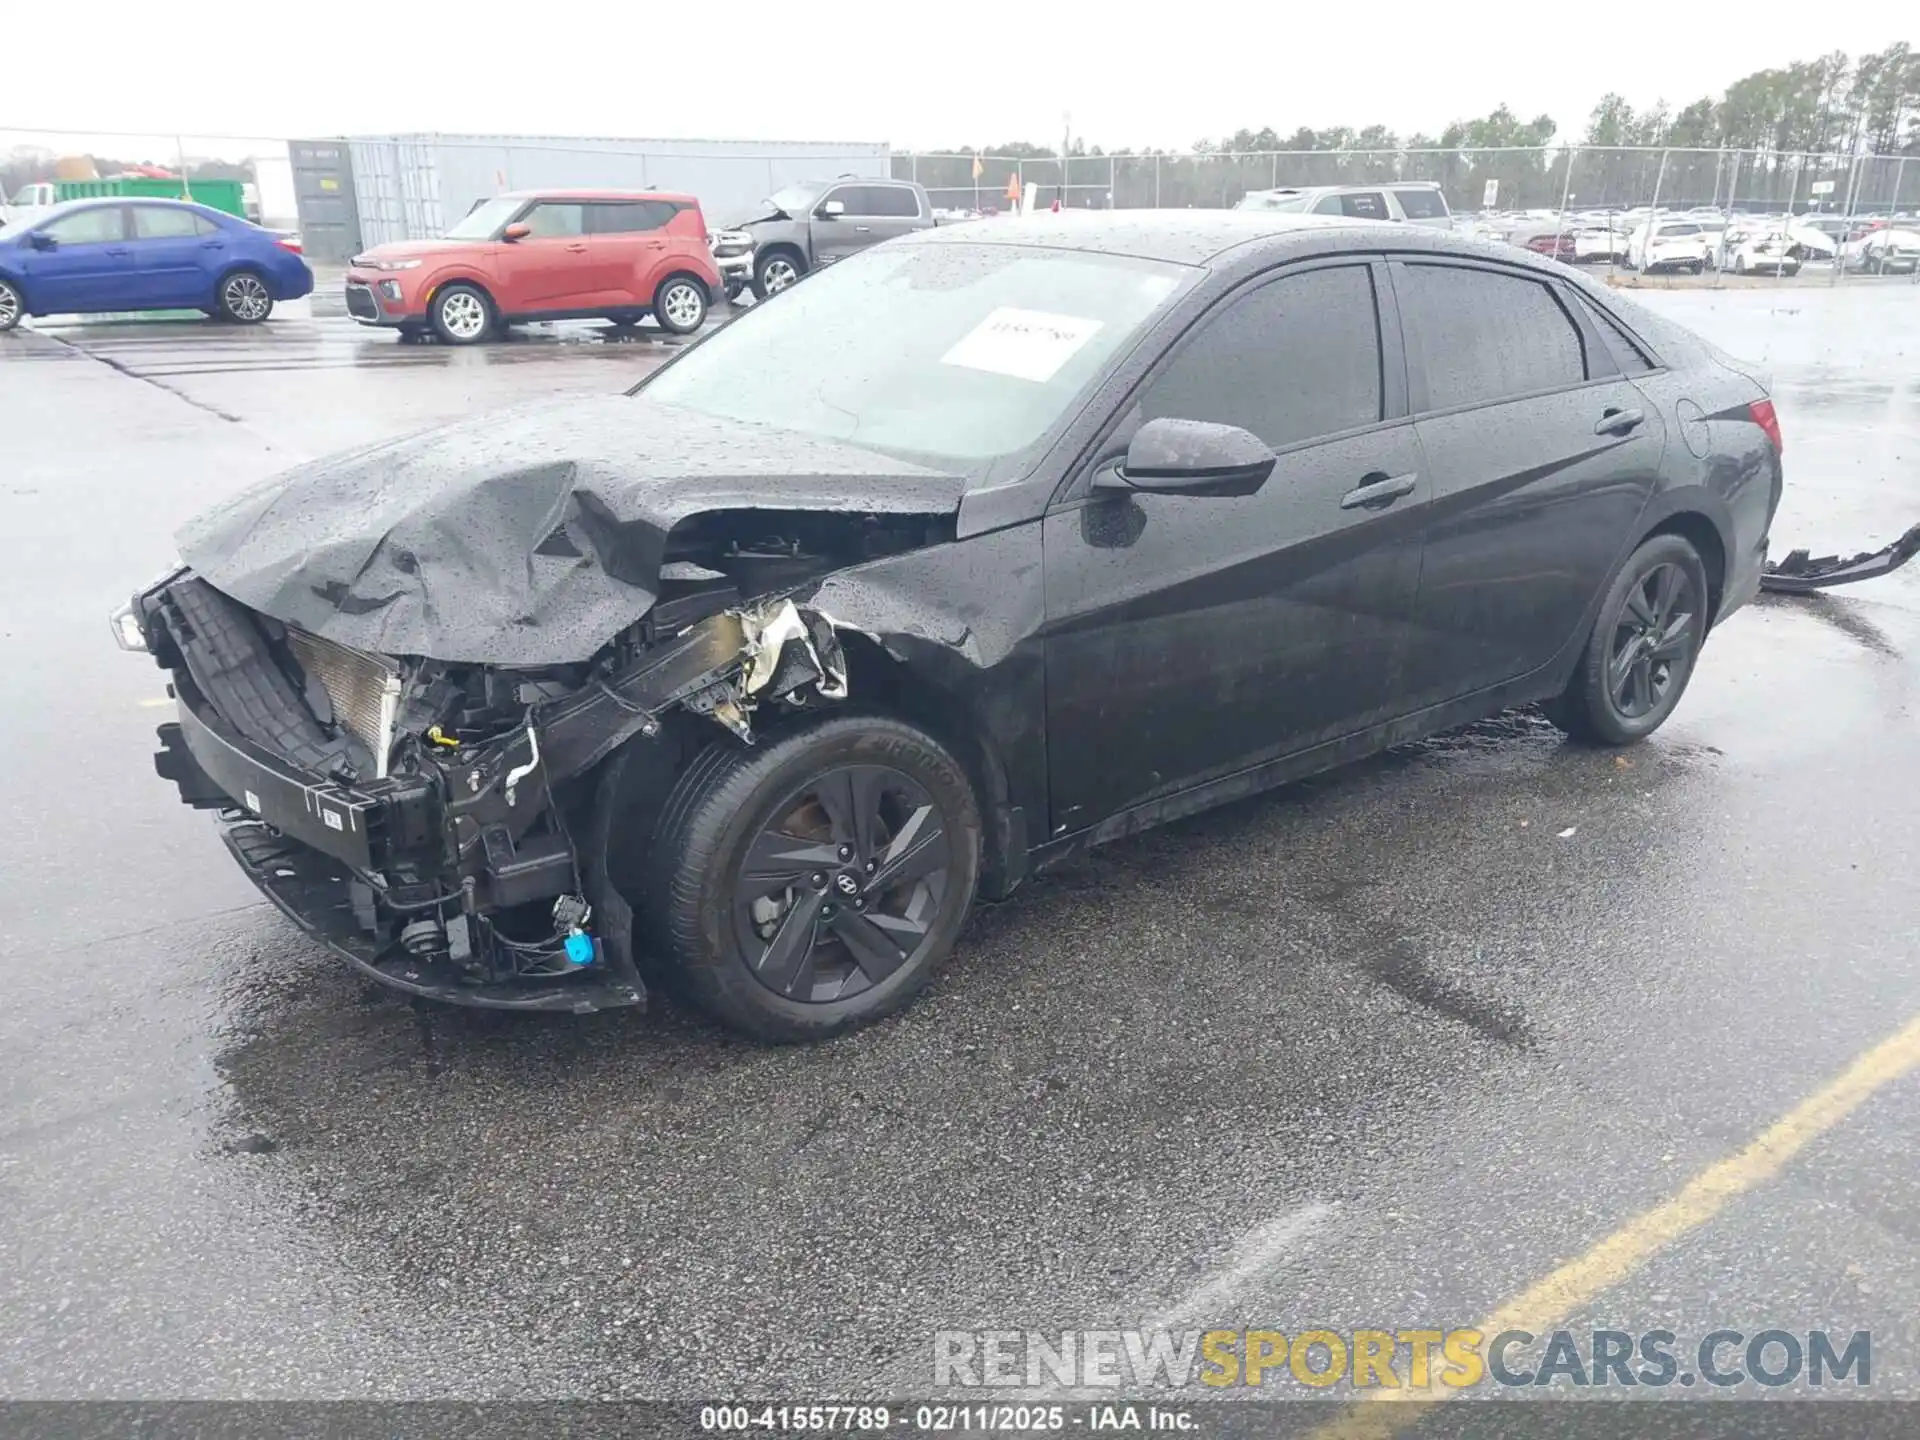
[288,132,894,262]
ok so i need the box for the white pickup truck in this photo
[0,181,58,234]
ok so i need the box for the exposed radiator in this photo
[285,628,401,778]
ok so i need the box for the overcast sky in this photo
[6,6,1912,155]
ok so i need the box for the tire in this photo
[724,276,745,303]
[1689,260,1704,275]
[1734,253,1748,275]
[1544,533,1711,746]
[0,277,21,332]
[643,715,981,1043]
[752,249,805,300]
[215,269,274,323]
[429,282,493,345]
[653,275,708,335]
[605,315,640,329]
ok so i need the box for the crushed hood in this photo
[176,395,964,666]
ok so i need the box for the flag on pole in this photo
[972,153,984,181]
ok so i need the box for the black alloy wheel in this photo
[1606,560,1698,721]
[1544,532,1710,745]
[734,763,954,1005]
[642,715,981,1041]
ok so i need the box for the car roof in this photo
[498,188,698,204]
[903,209,1523,269]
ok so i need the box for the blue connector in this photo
[563,930,596,967]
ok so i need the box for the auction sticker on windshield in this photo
[940,308,1104,383]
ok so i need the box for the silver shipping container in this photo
[327,132,893,250]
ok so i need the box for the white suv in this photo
[1236,183,1454,229]
[1626,220,1710,274]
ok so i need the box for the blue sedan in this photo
[0,198,314,331]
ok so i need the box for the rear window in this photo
[1657,223,1701,237]
[1572,293,1656,374]
[1314,191,1390,221]
[588,199,680,234]
[1392,187,1449,220]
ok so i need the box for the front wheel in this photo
[724,276,745,303]
[643,716,982,1042]
[430,283,493,344]
[0,277,21,332]
[653,275,708,335]
[1544,533,1710,746]
[216,270,273,323]
[752,250,805,300]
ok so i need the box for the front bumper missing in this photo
[138,576,849,1009]
[1760,521,1920,594]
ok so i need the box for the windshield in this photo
[641,241,1192,475]
[445,197,522,240]
[762,184,823,217]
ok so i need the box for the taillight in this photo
[275,237,304,255]
[1749,398,1783,453]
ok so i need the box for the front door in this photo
[1043,259,1429,835]
[809,185,910,268]
[1387,259,1668,707]
[492,200,595,313]
[21,205,133,313]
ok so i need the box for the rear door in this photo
[586,199,679,306]
[1043,258,1429,833]
[127,205,221,307]
[492,200,593,312]
[21,205,133,312]
[1389,259,1666,707]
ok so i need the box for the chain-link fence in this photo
[893,146,1919,218]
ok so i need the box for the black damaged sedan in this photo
[116,213,1782,1040]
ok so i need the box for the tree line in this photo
[898,44,1920,214]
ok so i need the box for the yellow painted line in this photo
[1315,1009,1920,1439]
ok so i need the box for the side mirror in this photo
[28,231,56,250]
[1094,418,1276,498]
[818,200,845,219]
[501,222,531,241]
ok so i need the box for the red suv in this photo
[344,189,722,344]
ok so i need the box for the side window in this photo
[588,200,676,234]
[524,202,586,238]
[865,185,921,218]
[1399,264,1588,411]
[130,206,203,240]
[194,214,221,237]
[1313,195,1344,216]
[1338,191,1390,220]
[43,207,127,245]
[1138,265,1384,451]
[1391,187,1449,220]
[824,186,872,215]
[1572,293,1656,375]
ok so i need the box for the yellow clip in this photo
[426,725,461,749]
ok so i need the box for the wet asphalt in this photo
[3,280,1920,1414]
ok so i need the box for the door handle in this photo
[104,247,131,258]
[641,239,665,249]
[565,242,588,252]
[200,239,225,249]
[1595,407,1645,435]
[1340,472,1418,510]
